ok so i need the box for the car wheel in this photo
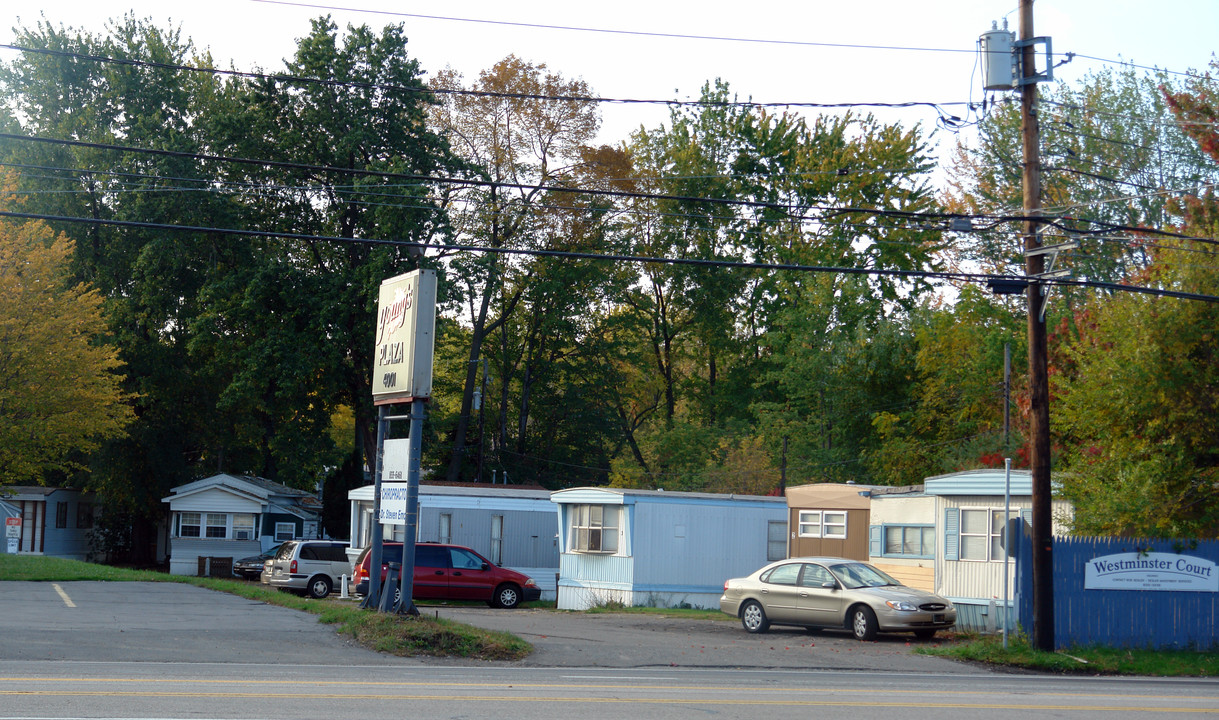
[740,600,770,634]
[493,583,522,609]
[913,629,937,640]
[307,575,332,599]
[849,605,878,641]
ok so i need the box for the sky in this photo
[3,0,1217,170]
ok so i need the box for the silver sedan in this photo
[719,557,956,640]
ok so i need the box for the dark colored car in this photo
[232,544,282,580]
[352,542,540,609]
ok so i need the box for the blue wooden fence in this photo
[1015,531,1219,649]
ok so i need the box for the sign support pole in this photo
[361,405,388,610]
[394,400,425,616]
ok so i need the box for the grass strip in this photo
[918,632,1218,676]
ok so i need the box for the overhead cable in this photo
[0,42,969,114]
[249,0,979,54]
[4,131,1215,245]
[3,209,1218,304]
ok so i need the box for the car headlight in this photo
[524,578,538,587]
[885,600,919,612]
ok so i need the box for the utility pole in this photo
[1019,0,1055,651]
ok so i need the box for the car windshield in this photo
[827,562,901,589]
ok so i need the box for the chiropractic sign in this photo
[1085,552,1217,592]
[377,439,411,526]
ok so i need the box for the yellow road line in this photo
[0,690,1216,712]
[0,678,1213,702]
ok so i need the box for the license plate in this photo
[933,614,945,622]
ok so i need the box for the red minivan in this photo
[352,542,541,608]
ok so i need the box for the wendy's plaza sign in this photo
[1085,552,1218,592]
[372,269,437,404]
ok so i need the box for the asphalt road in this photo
[3,581,1218,720]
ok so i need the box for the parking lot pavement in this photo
[0,581,979,673]
[426,605,982,673]
[0,581,406,666]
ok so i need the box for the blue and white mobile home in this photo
[552,487,788,610]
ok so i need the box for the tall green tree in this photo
[742,111,942,486]
[864,286,1026,485]
[1053,245,1219,537]
[428,56,602,483]
[205,17,461,532]
[945,66,1219,283]
[608,81,942,489]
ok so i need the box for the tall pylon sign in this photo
[372,269,437,405]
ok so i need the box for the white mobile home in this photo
[348,483,560,600]
[552,487,788,611]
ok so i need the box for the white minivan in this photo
[261,540,352,598]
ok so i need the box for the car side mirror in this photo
[821,581,838,589]
[481,562,489,571]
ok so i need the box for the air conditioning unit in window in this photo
[235,530,251,541]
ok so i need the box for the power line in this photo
[1069,53,1213,81]
[254,2,1216,85]
[0,131,975,223]
[1043,149,1213,189]
[7,131,1218,255]
[1046,164,1169,193]
[1042,232,1219,259]
[250,0,980,55]
[1043,99,1219,129]
[1,180,949,254]
[1046,121,1211,166]
[0,159,949,238]
[0,42,970,116]
[1040,181,1217,216]
[0,155,935,192]
[3,208,1218,304]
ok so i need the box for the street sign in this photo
[5,517,20,539]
